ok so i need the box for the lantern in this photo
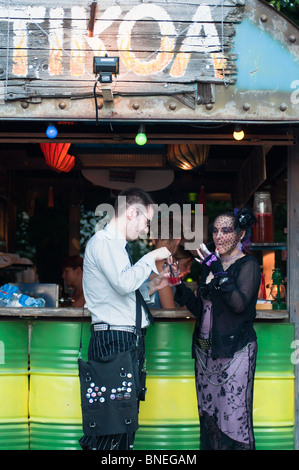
[40,143,75,172]
[270,267,286,310]
[167,144,209,170]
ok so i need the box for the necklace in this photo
[221,251,244,270]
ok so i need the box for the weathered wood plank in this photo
[3,79,197,100]
[287,130,299,450]
[0,0,244,96]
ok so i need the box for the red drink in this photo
[168,276,181,286]
[253,213,273,243]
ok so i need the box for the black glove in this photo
[202,253,225,276]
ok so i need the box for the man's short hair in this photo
[114,187,154,216]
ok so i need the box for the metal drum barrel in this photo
[26,320,294,450]
[0,321,29,450]
[135,321,295,450]
[29,321,90,450]
[253,323,295,450]
[135,321,200,450]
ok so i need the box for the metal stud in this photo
[279,103,287,112]
[59,101,67,109]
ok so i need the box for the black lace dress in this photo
[175,255,261,450]
[195,298,257,450]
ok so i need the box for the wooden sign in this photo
[0,0,244,101]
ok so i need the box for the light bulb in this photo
[46,124,58,139]
[233,126,244,141]
[135,124,147,145]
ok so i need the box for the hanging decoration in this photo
[40,143,75,172]
[167,144,209,170]
[48,186,54,207]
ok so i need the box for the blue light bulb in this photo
[46,125,58,139]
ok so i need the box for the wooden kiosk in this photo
[0,0,298,450]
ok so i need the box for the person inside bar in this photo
[61,255,85,308]
[157,207,261,450]
[174,245,194,280]
[149,216,181,308]
[79,187,171,451]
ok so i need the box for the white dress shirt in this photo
[83,223,158,328]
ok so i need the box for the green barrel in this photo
[29,321,90,450]
[255,427,294,450]
[0,320,29,374]
[255,323,294,375]
[134,425,200,450]
[30,423,82,450]
[30,321,90,375]
[0,422,29,450]
[144,321,195,376]
[135,321,295,451]
[253,323,295,450]
[0,321,29,450]
[135,320,199,450]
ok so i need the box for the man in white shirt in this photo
[79,188,171,450]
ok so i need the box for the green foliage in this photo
[267,0,299,25]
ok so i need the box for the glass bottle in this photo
[252,192,273,243]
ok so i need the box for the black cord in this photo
[93,77,101,125]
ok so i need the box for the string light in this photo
[135,124,147,146]
[233,125,245,141]
[46,124,58,139]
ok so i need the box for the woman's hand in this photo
[195,243,220,264]
[194,244,223,276]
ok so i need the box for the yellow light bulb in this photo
[233,127,245,141]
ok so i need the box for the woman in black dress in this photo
[174,208,261,450]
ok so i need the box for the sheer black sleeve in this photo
[215,257,261,314]
[174,283,202,318]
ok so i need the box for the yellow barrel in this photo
[27,320,295,450]
[0,321,29,450]
[136,321,199,450]
[29,321,90,449]
[252,323,295,450]
[135,321,295,451]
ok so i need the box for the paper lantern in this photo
[40,143,75,172]
[167,144,209,170]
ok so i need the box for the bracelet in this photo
[213,271,226,277]
[218,276,229,285]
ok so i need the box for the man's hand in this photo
[147,271,170,295]
[150,246,172,261]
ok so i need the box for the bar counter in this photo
[0,306,290,320]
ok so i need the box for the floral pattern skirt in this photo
[194,340,257,450]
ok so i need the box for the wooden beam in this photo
[287,129,299,450]
[0,132,295,146]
